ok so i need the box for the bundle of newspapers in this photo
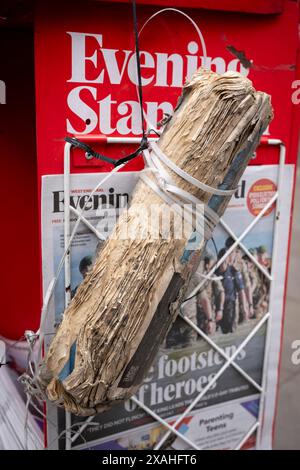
[38,68,273,416]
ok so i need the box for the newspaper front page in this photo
[41,164,294,450]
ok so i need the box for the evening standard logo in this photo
[52,181,247,214]
[66,30,250,135]
[52,187,129,213]
[51,183,247,246]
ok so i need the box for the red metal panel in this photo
[35,0,299,178]
[114,0,285,15]
[0,31,41,339]
[30,0,300,447]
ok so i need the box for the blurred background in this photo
[274,161,300,449]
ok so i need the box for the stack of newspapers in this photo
[0,339,43,450]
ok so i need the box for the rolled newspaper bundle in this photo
[39,68,273,415]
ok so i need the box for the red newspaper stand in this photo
[1,0,300,450]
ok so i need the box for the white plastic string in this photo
[137,8,209,134]
[150,142,235,197]
[199,272,223,281]
[140,143,235,239]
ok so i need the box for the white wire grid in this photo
[49,136,285,451]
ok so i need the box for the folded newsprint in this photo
[38,68,273,415]
[0,340,43,449]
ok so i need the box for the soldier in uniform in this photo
[165,252,224,348]
[71,255,93,298]
[225,237,250,323]
[196,253,225,336]
[253,246,270,318]
[247,247,270,318]
[216,248,247,334]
